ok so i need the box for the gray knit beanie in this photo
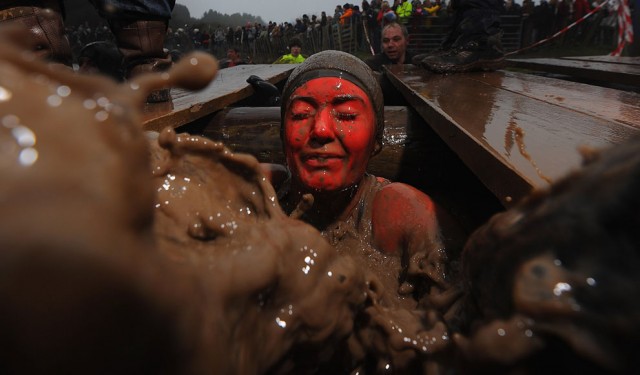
[281,50,385,154]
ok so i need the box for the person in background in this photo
[334,4,344,20]
[423,0,442,14]
[77,41,123,81]
[395,0,413,23]
[219,47,248,68]
[340,3,355,24]
[363,0,382,53]
[365,22,415,71]
[412,0,505,73]
[377,0,397,25]
[0,0,176,102]
[273,37,306,64]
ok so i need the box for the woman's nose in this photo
[309,108,335,141]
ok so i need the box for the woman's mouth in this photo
[302,153,344,166]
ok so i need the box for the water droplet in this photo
[12,126,36,147]
[2,114,19,127]
[525,329,533,337]
[56,85,71,97]
[275,317,287,328]
[0,86,13,102]
[95,111,109,122]
[97,97,110,107]
[47,95,62,107]
[18,147,38,166]
[553,282,571,296]
[83,99,97,110]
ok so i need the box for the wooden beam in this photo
[506,56,640,89]
[141,64,295,132]
[384,64,640,207]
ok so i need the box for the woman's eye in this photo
[336,112,357,121]
[291,112,310,120]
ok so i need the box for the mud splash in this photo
[0,25,637,375]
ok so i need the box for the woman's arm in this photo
[372,182,440,257]
[372,182,464,310]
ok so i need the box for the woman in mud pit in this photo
[264,50,462,311]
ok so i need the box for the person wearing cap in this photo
[0,0,177,103]
[273,38,306,64]
[263,50,459,310]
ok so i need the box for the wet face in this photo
[382,25,408,63]
[284,77,376,192]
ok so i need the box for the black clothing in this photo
[365,49,416,72]
[365,50,416,105]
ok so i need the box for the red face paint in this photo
[284,77,376,192]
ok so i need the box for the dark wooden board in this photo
[506,56,640,88]
[560,55,640,65]
[384,64,640,207]
[141,64,295,132]
[469,70,640,129]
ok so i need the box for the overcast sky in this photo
[177,0,527,25]
[177,0,357,24]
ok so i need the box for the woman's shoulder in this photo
[376,181,435,205]
[371,181,440,255]
[372,182,438,226]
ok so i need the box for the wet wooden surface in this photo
[141,64,295,132]
[506,55,640,88]
[384,64,640,207]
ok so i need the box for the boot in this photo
[110,18,173,102]
[418,30,505,74]
[0,0,72,65]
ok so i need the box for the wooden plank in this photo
[560,55,640,66]
[469,71,640,129]
[141,64,295,132]
[384,64,640,207]
[506,57,640,88]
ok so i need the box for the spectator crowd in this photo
[64,0,634,68]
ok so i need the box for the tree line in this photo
[62,0,264,30]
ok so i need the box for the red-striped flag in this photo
[610,0,634,56]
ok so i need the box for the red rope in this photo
[611,0,634,56]
[505,0,610,57]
